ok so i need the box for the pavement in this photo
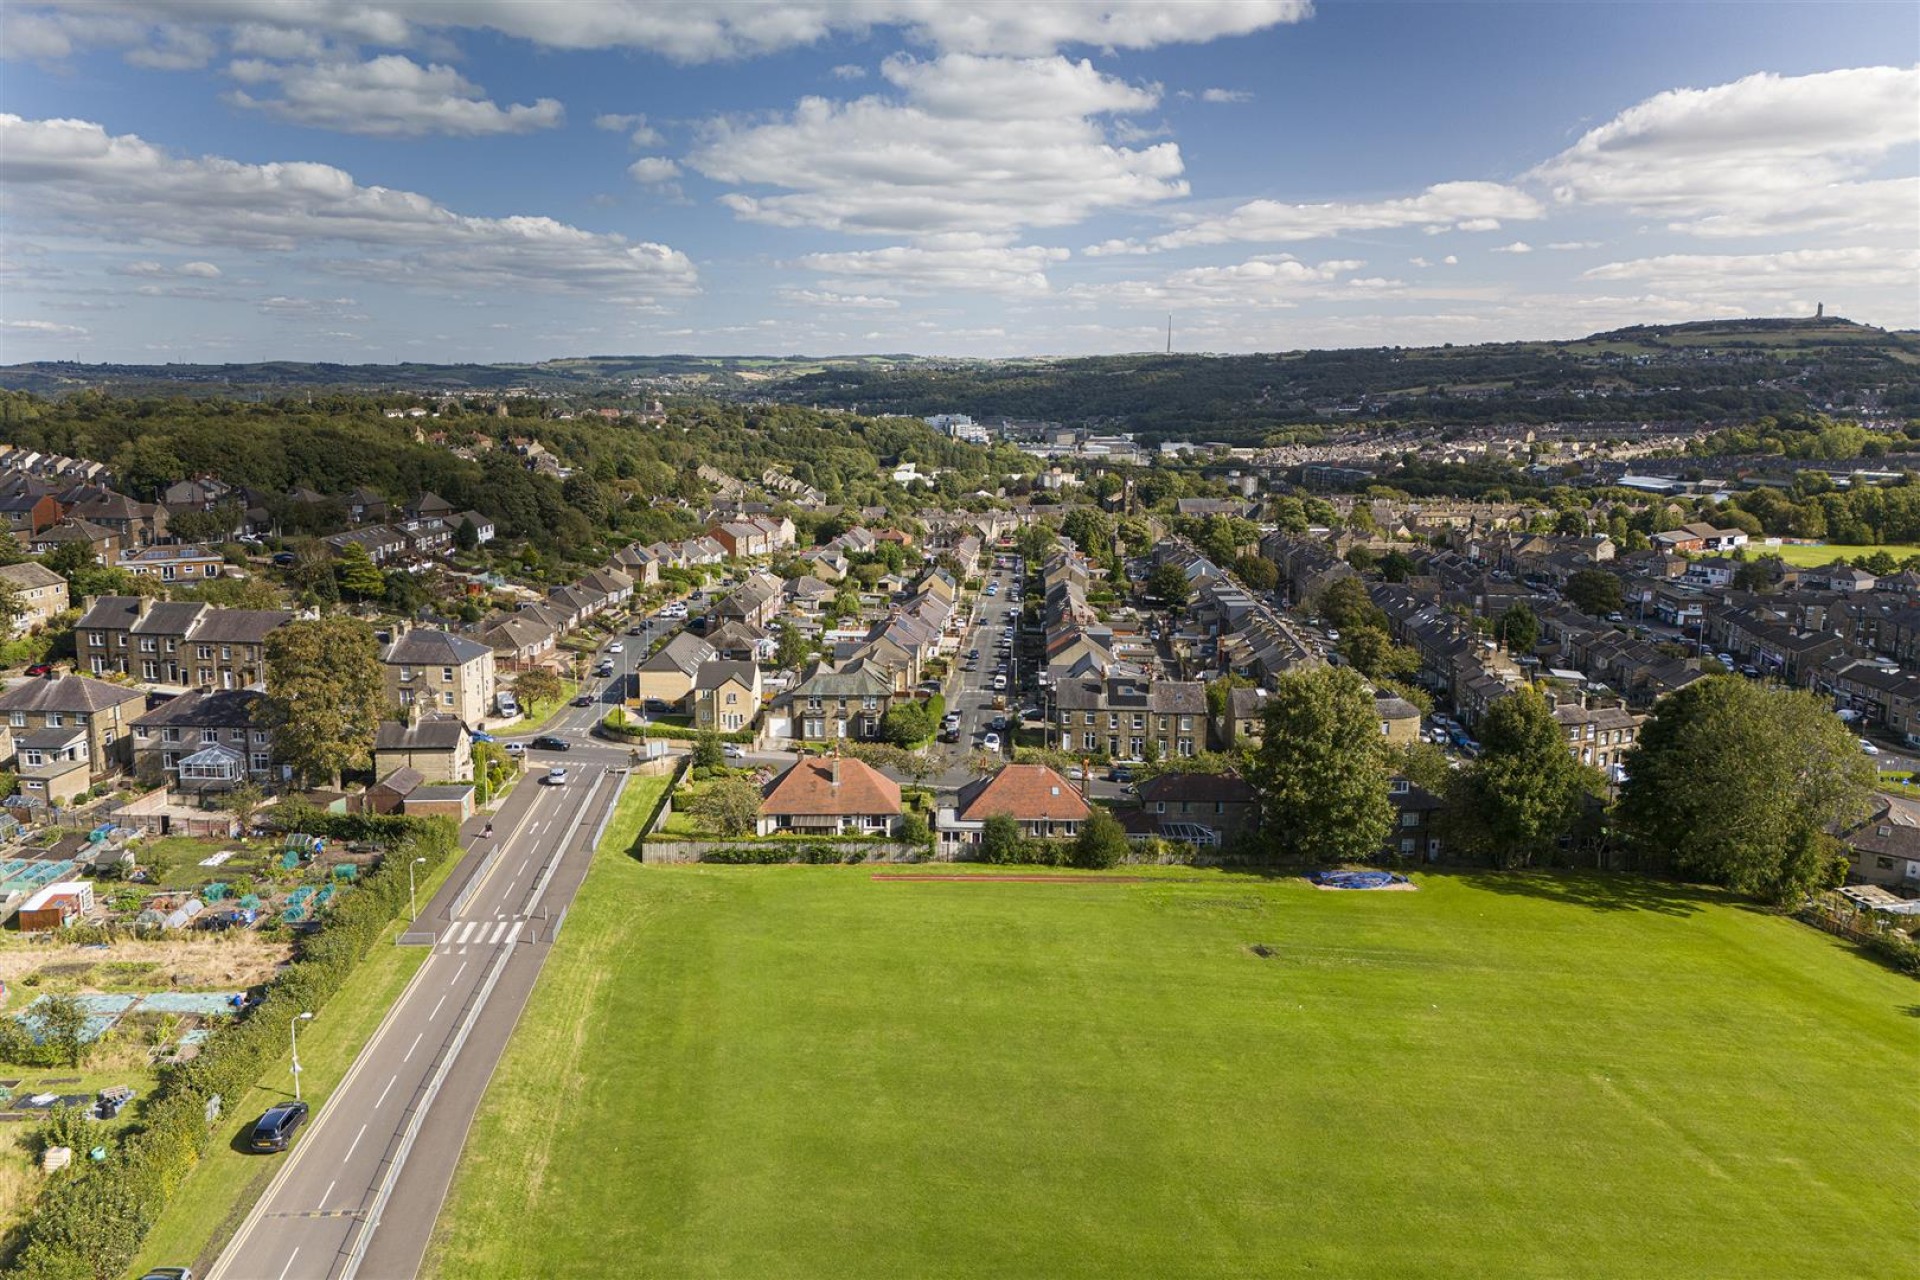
[208,613,656,1280]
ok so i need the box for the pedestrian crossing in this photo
[439,918,524,948]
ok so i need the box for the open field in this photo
[1761,542,1920,568]
[426,861,1916,1280]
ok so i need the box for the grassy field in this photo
[1761,542,1920,568]
[425,858,1915,1280]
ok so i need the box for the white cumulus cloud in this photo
[797,235,1071,297]
[595,112,663,146]
[225,55,563,136]
[1531,65,1920,241]
[693,54,1185,237]
[0,114,697,301]
[5,0,1311,63]
[1087,181,1544,254]
[626,156,681,184]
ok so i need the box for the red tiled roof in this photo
[955,764,1090,823]
[760,757,901,817]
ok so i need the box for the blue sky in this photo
[1,2,1914,364]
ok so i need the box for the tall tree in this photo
[1146,562,1192,609]
[774,619,810,670]
[1246,666,1392,864]
[1497,603,1539,654]
[1447,688,1598,868]
[1616,677,1873,902]
[513,666,563,710]
[257,618,387,789]
[334,542,385,601]
[1564,569,1624,617]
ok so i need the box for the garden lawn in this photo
[425,864,1917,1280]
[1762,542,1920,567]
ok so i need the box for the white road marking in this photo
[505,921,522,946]
[488,920,509,944]
[404,1032,424,1063]
[375,1074,397,1110]
[343,1122,368,1161]
[277,1246,301,1280]
[428,993,448,1020]
[456,920,479,944]
[517,858,529,874]
[321,1178,336,1206]
[449,960,467,984]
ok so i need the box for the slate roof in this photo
[381,628,493,666]
[0,674,146,714]
[131,688,263,729]
[375,716,470,752]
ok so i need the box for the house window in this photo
[442,692,454,707]
[45,713,62,728]
[221,645,232,661]
[1401,838,1416,855]
[1401,811,1421,827]
[142,661,159,680]
[140,637,157,652]
[198,645,213,660]
[252,752,270,771]
[442,666,454,682]
[1083,733,1097,752]
[1877,856,1896,871]
[6,713,18,728]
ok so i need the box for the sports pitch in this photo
[427,859,1915,1279]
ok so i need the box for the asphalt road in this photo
[208,614,654,1280]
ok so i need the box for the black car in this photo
[531,735,572,752]
[571,693,595,707]
[249,1101,309,1152]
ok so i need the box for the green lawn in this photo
[124,837,476,1279]
[425,861,1915,1279]
[1762,542,1920,568]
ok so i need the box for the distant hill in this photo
[3,316,1914,442]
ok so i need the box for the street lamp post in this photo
[408,855,427,919]
[290,1011,314,1100]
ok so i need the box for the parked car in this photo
[504,741,527,756]
[139,1269,193,1280]
[544,766,569,786]
[723,744,747,760]
[1108,765,1135,783]
[571,693,595,707]
[990,715,1008,732]
[271,552,296,567]
[626,625,645,635]
[1858,738,1881,756]
[531,735,571,751]
[982,732,1001,751]
[607,641,624,654]
[249,1101,309,1153]
[23,663,52,677]
[993,675,1007,691]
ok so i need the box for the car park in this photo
[249,1101,309,1153]
[544,766,570,785]
[532,735,571,751]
